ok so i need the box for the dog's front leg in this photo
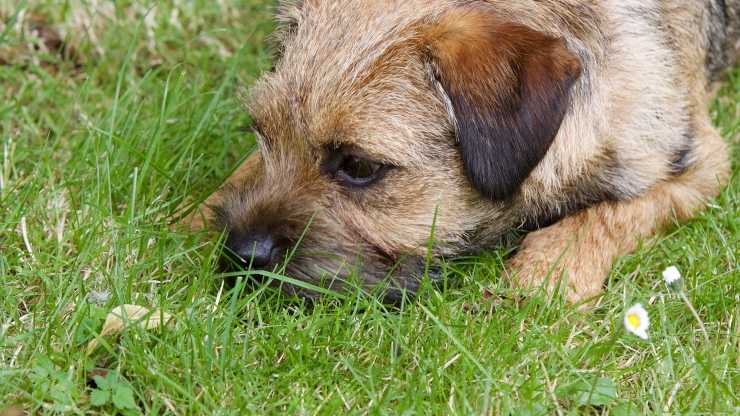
[508,123,729,304]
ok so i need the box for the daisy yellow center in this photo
[627,314,641,328]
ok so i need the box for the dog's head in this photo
[214,0,581,301]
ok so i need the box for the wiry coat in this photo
[188,0,737,303]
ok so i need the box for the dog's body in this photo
[187,0,737,303]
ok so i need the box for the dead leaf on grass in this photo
[0,405,26,416]
[86,305,173,354]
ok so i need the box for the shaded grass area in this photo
[0,1,738,414]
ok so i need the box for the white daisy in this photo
[624,303,650,340]
[662,266,682,286]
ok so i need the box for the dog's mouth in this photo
[285,253,446,303]
[220,248,445,305]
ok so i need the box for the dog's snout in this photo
[225,231,282,269]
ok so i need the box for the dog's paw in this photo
[506,221,609,305]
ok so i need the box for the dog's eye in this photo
[321,146,391,188]
[337,156,385,187]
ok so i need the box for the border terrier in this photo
[184,0,738,304]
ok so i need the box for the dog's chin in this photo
[271,254,445,305]
[218,244,446,305]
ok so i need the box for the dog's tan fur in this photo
[186,0,736,303]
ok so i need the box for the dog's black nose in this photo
[224,231,281,269]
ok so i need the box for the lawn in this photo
[0,1,737,414]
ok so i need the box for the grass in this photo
[0,1,737,414]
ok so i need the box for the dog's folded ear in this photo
[422,5,582,200]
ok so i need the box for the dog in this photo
[184,0,737,304]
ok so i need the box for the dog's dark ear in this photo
[423,6,582,200]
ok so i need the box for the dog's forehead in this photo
[283,0,443,50]
[248,67,452,167]
[247,0,456,163]
[248,78,448,167]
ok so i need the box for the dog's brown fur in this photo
[185,0,737,303]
